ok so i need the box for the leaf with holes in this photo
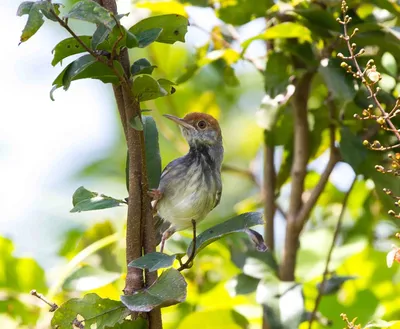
[66,0,115,29]
[51,36,92,66]
[51,293,129,329]
[187,212,265,256]
[121,268,187,312]
[128,252,176,272]
[129,14,188,44]
[132,75,168,101]
[158,79,176,95]
[70,186,125,213]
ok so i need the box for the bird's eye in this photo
[197,120,207,129]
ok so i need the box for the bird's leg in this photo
[177,219,197,271]
[160,227,175,253]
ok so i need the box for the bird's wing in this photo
[212,175,222,210]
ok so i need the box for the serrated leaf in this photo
[131,58,157,76]
[143,116,162,189]
[66,0,115,29]
[136,28,163,48]
[121,268,187,312]
[70,186,125,212]
[51,293,130,329]
[129,116,143,131]
[129,14,188,44]
[63,265,120,291]
[187,212,265,256]
[128,252,176,272]
[132,75,167,101]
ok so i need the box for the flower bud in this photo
[376,117,385,125]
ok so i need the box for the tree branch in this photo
[308,177,356,328]
[279,72,313,281]
[263,141,276,251]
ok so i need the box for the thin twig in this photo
[222,164,258,185]
[308,177,357,328]
[177,220,197,271]
[30,290,58,312]
[340,10,400,142]
[263,142,276,251]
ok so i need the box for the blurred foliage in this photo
[8,0,400,328]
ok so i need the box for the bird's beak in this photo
[163,114,195,130]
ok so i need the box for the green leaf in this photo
[258,281,304,329]
[51,36,92,66]
[176,64,199,84]
[223,66,240,87]
[227,274,260,296]
[188,212,265,256]
[136,28,163,48]
[381,52,397,77]
[120,268,187,312]
[316,275,356,295]
[129,14,188,44]
[177,310,249,329]
[112,319,148,329]
[128,252,176,272]
[70,186,125,213]
[143,116,162,189]
[17,2,44,43]
[217,0,274,25]
[339,127,367,173]
[158,78,176,95]
[129,116,144,131]
[63,265,120,291]
[239,251,279,279]
[66,0,115,29]
[126,30,139,48]
[92,24,111,50]
[132,75,167,102]
[51,56,123,100]
[364,320,400,328]
[131,58,157,76]
[264,52,292,98]
[51,293,130,329]
[319,58,358,102]
[242,22,312,51]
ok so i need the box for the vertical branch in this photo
[263,137,276,251]
[280,72,313,281]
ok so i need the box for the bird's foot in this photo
[147,189,162,201]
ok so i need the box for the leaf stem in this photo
[177,220,197,271]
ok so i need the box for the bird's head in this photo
[164,112,222,147]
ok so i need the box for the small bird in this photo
[150,112,224,252]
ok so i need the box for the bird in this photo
[150,112,224,252]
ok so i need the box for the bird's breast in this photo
[157,154,221,231]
